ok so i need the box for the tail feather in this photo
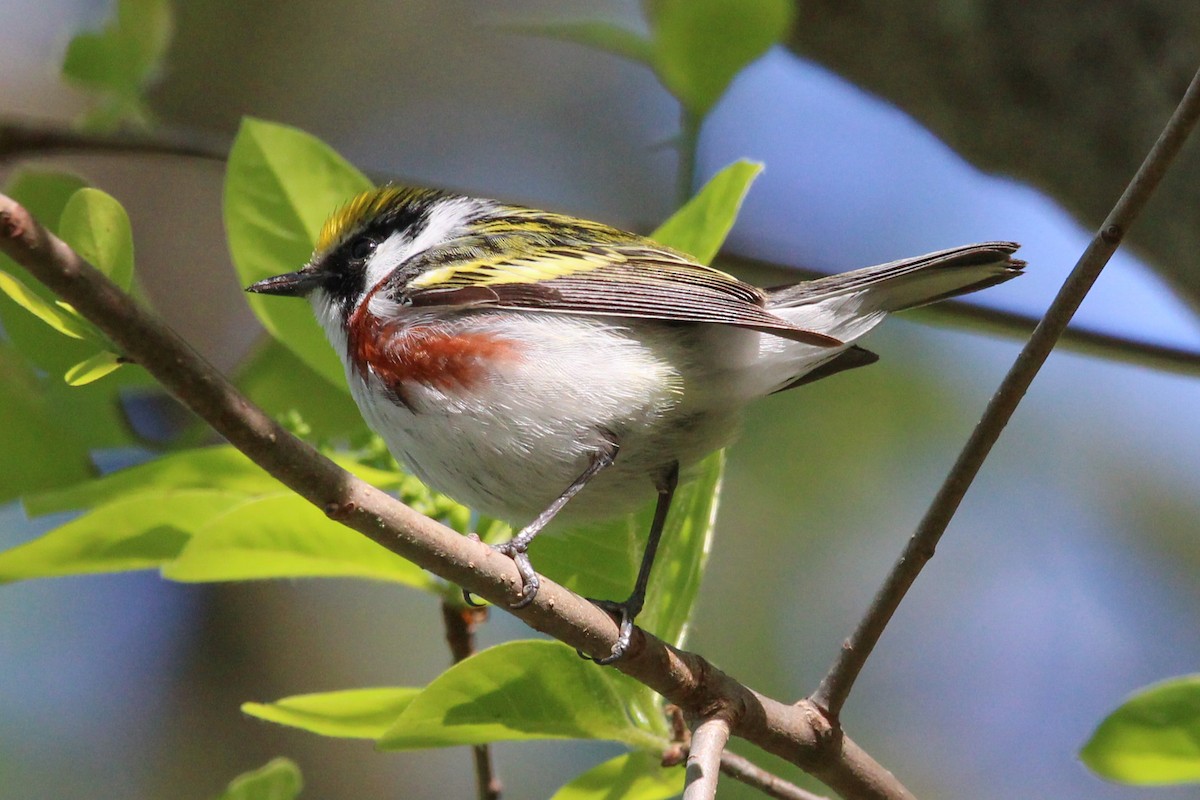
[770,345,879,394]
[766,241,1024,313]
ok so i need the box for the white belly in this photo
[345,312,753,524]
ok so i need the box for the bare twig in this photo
[441,602,502,800]
[685,717,732,800]
[720,751,830,800]
[4,116,1199,379]
[811,64,1200,717]
[0,195,912,800]
[0,118,226,164]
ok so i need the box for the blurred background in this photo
[2,1,1200,798]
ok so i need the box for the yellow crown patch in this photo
[315,185,441,254]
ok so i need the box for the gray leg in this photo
[491,437,619,609]
[592,461,679,664]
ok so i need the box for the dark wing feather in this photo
[405,246,843,347]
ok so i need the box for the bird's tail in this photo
[766,241,1025,314]
[749,242,1023,396]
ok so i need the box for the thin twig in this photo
[684,717,732,800]
[811,64,1200,717]
[720,751,830,800]
[441,602,502,800]
[0,195,913,800]
[0,119,226,164]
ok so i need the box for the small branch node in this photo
[797,699,840,748]
[322,500,356,521]
[662,743,688,768]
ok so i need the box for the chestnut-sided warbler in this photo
[247,185,1023,662]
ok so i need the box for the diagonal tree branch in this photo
[0,195,912,800]
[811,63,1200,718]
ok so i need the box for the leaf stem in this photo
[676,108,701,205]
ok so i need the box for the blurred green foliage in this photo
[62,0,173,130]
[213,758,302,800]
[1082,675,1200,785]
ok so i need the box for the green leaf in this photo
[0,170,103,373]
[509,21,654,66]
[62,0,173,131]
[0,343,94,502]
[645,0,793,117]
[651,159,762,264]
[9,442,429,587]
[0,186,127,348]
[235,338,367,441]
[1081,675,1200,785]
[24,444,407,517]
[214,757,302,800]
[551,752,684,800]
[59,188,135,290]
[0,173,145,501]
[0,270,96,340]
[161,493,436,590]
[378,640,663,750]
[0,490,240,583]
[24,445,283,516]
[64,349,123,385]
[243,687,421,740]
[224,117,371,390]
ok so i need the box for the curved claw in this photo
[579,598,636,664]
[507,550,540,609]
[490,539,541,609]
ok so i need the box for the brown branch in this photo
[684,717,731,800]
[0,118,226,164]
[441,602,502,800]
[0,197,913,800]
[3,116,1198,379]
[811,63,1200,718]
[720,751,830,800]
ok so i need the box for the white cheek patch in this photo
[363,231,417,290]
[362,198,492,291]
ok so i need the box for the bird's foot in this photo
[580,597,639,664]
[460,533,540,609]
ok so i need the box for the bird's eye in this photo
[349,236,376,261]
